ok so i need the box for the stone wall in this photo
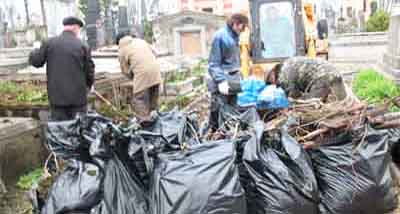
[383,5,400,81]
[329,32,387,63]
[0,118,47,190]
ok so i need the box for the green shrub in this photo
[353,69,400,111]
[16,168,43,190]
[366,10,390,32]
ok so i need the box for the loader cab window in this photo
[259,2,296,59]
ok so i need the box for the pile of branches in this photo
[265,96,400,148]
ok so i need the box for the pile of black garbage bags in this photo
[30,106,399,214]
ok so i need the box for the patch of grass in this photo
[199,59,208,66]
[353,69,400,111]
[165,71,189,84]
[16,168,43,190]
[0,82,19,94]
[192,65,206,77]
[97,103,131,122]
[160,95,192,112]
[16,89,47,103]
[0,82,48,105]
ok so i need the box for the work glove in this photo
[228,80,242,94]
[218,81,230,95]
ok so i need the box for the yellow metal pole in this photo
[303,2,317,59]
[240,26,251,78]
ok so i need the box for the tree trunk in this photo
[381,0,394,13]
[87,0,99,49]
[386,0,393,13]
[0,8,4,49]
[24,0,30,26]
[104,0,113,45]
[118,0,129,33]
[40,0,47,27]
[141,0,147,37]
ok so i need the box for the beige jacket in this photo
[118,36,162,94]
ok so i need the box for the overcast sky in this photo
[4,0,41,16]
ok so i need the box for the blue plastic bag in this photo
[257,85,289,109]
[237,78,266,107]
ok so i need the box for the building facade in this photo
[340,0,376,20]
[152,10,226,58]
[177,0,236,16]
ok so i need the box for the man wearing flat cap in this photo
[29,16,95,121]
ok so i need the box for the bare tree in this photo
[40,0,47,27]
[379,0,394,13]
[6,4,16,30]
[24,0,30,26]
[104,0,113,45]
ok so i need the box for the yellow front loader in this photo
[240,0,328,79]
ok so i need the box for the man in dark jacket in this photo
[29,16,95,121]
[208,13,249,130]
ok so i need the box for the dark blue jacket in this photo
[208,25,241,93]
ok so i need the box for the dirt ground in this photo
[0,187,33,214]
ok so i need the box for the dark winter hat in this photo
[115,30,136,45]
[62,16,84,27]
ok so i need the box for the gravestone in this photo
[383,3,400,82]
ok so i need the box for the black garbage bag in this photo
[80,114,114,160]
[46,119,84,160]
[217,99,259,130]
[240,122,319,214]
[41,160,103,214]
[142,109,201,148]
[150,141,247,214]
[309,127,398,214]
[388,128,400,164]
[126,110,202,190]
[38,113,114,214]
[45,113,113,160]
[91,155,149,214]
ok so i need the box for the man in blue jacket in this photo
[208,13,249,130]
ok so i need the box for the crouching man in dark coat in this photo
[29,16,95,121]
[267,57,346,102]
